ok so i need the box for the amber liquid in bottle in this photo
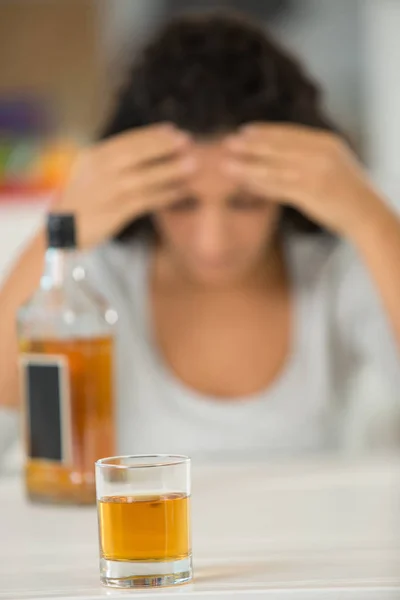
[98,493,191,562]
[21,336,115,504]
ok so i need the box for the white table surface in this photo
[0,455,399,599]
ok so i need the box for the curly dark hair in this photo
[101,10,340,241]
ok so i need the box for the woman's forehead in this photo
[187,139,238,199]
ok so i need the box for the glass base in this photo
[100,555,193,588]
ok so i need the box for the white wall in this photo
[0,204,45,286]
[361,0,400,180]
[273,0,363,147]
[98,0,164,78]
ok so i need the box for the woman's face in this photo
[154,140,281,285]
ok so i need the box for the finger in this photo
[119,154,197,196]
[234,123,326,154]
[225,135,279,162]
[121,182,189,219]
[241,122,315,142]
[223,157,299,183]
[223,159,299,203]
[224,135,320,173]
[102,124,192,169]
[83,182,188,236]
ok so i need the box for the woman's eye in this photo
[167,197,199,212]
[229,196,267,210]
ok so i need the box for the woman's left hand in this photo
[224,123,387,240]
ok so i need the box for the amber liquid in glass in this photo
[21,336,115,504]
[99,493,191,562]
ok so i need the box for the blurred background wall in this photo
[0,0,399,281]
[0,0,105,140]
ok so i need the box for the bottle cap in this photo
[47,213,77,249]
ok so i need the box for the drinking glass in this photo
[95,455,192,588]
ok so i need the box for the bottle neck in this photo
[41,248,77,289]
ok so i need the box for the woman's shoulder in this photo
[87,235,149,269]
[82,235,149,284]
[286,233,348,288]
[287,233,369,291]
[79,235,151,317]
[287,232,389,332]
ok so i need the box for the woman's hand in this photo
[224,123,387,240]
[53,123,196,249]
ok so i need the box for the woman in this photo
[1,12,400,461]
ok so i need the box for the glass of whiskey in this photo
[95,455,192,588]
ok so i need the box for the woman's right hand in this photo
[52,123,195,249]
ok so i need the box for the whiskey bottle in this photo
[17,213,117,504]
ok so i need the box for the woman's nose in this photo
[192,208,231,259]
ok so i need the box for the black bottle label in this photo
[20,354,72,464]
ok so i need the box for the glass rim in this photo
[95,454,190,470]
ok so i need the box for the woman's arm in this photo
[0,123,195,409]
[351,199,400,346]
[224,123,400,350]
[0,230,45,408]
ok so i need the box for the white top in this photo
[1,455,399,598]
[1,233,400,468]
[85,234,400,458]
